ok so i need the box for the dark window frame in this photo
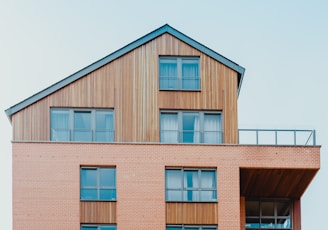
[160,110,223,144]
[159,56,200,91]
[166,225,217,230]
[165,167,217,202]
[80,167,116,201]
[245,198,292,229]
[50,108,114,142]
[81,224,117,230]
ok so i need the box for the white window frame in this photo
[50,108,114,142]
[159,56,200,90]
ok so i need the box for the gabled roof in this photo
[5,24,245,119]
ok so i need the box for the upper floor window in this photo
[166,168,217,202]
[81,225,116,230]
[160,111,222,144]
[245,199,292,229]
[50,108,114,142]
[167,225,217,230]
[159,57,200,90]
[80,167,116,201]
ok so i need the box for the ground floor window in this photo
[245,199,292,229]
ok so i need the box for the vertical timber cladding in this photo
[157,34,239,144]
[166,202,218,225]
[11,33,239,143]
[80,201,116,224]
[11,67,116,141]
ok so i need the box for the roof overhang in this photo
[240,168,319,198]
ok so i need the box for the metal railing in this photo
[51,129,115,142]
[160,130,223,144]
[238,129,316,146]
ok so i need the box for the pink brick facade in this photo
[12,142,320,230]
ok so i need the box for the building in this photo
[5,24,320,230]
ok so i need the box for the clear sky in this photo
[1,0,327,229]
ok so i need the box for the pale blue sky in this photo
[1,1,327,229]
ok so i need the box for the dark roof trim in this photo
[5,24,245,118]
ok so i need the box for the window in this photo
[80,167,116,201]
[245,199,292,229]
[81,225,116,230]
[166,225,217,230]
[51,108,114,142]
[166,168,217,202]
[160,111,222,144]
[159,57,200,90]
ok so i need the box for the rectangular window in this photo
[80,167,116,201]
[166,225,217,230]
[81,225,116,230]
[51,108,114,142]
[159,57,200,90]
[245,199,292,229]
[160,111,222,144]
[166,168,217,202]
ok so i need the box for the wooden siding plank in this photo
[80,201,116,224]
[240,196,246,230]
[166,202,218,224]
[240,168,318,198]
[293,199,301,230]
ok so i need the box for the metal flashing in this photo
[5,24,245,118]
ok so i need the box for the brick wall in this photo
[12,142,320,230]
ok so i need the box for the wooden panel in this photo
[166,202,218,224]
[12,33,239,143]
[223,67,238,143]
[80,201,116,223]
[240,168,318,198]
[292,199,301,230]
[240,196,246,230]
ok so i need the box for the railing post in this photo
[294,130,297,145]
[238,130,240,144]
[256,130,259,145]
[313,130,316,146]
[275,130,278,145]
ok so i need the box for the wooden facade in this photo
[80,201,116,224]
[11,33,239,143]
[166,202,218,225]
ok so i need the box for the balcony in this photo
[238,129,316,146]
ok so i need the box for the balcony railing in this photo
[160,130,223,144]
[238,129,316,146]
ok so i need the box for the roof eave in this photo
[5,24,170,119]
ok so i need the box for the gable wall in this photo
[11,33,238,143]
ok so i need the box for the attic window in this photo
[159,57,200,90]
